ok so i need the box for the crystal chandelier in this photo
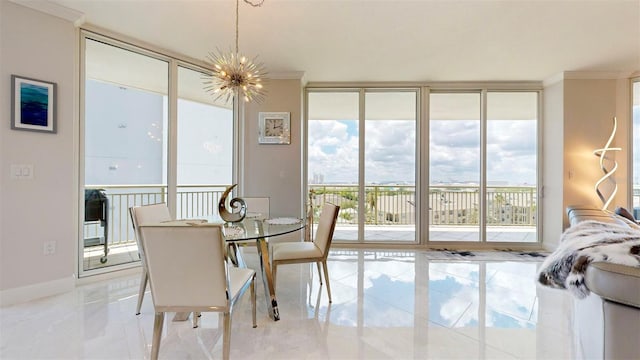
[204,0,267,104]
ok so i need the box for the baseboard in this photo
[0,276,75,307]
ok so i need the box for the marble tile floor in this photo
[1,249,575,359]
[82,225,539,272]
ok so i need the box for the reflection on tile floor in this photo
[1,249,574,359]
[334,225,537,243]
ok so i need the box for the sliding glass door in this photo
[307,87,539,246]
[486,92,538,242]
[307,91,360,241]
[429,92,481,242]
[364,91,417,242]
[307,89,419,243]
[428,90,539,244]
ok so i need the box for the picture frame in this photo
[258,112,290,144]
[11,75,57,134]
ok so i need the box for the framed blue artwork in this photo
[11,75,57,133]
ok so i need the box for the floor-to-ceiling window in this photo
[365,91,417,242]
[307,88,419,244]
[307,86,539,247]
[176,66,233,219]
[429,92,481,242]
[81,32,234,275]
[307,91,360,241]
[632,78,639,217]
[427,90,538,245]
[82,36,169,272]
[485,92,538,242]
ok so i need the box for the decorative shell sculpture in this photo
[218,184,247,223]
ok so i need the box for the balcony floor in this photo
[334,225,537,243]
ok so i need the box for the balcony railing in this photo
[309,184,537,226]
[84,184,537,248]
[84,184,228,248]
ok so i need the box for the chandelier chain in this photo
[236,0,263,53]
[235,0,239,53]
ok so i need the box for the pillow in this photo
[615,207,637,223]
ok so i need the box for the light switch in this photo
[11,165,22,179]
[10,164,34,179]
[21,165,33,179]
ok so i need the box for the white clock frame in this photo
[258,112,291,144]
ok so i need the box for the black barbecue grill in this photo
[84,189,109,263]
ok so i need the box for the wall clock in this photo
[258,112,290,144]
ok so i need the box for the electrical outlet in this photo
[43,241,56,255]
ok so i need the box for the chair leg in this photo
[322,260,332,303]
[223,312,232,360]
[250,274,257,328]
[193,311,201,328]
[272,263,278,294]
[136,270,148,315]
[316,262,323,285]
[151,312,165,360]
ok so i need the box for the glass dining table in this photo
[166,214,305,321]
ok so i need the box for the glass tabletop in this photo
[161,215,305,242]
[221,217,305,241]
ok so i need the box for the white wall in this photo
[563,78,628,212]
[0,2,78,303]
[542,79,564,250]
[542,73,632,250]
[0,3,306,304]
[242,78,304,219]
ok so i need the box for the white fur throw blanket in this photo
[537,219,640,299]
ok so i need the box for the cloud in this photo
[309,118,538,185]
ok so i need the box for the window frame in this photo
[306,83,542,248]
[79,29,237,277]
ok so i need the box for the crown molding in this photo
[10,0,85,27]
[543,72,565,87]
[544,70,637,87]
[563,71,634,80]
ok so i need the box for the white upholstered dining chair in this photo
[139,224,257,360]
[271,203,340,303]
[128,203,172,315]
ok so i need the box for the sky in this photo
[308,118,538,186]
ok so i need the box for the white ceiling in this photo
[46,0,639,84]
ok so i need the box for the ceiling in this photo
[46,0,639,83]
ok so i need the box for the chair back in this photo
[130,203,171,229]
[129,203,172,259]
[139,224,229,309]
[243,197,270,218]
[313,203,340,259]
